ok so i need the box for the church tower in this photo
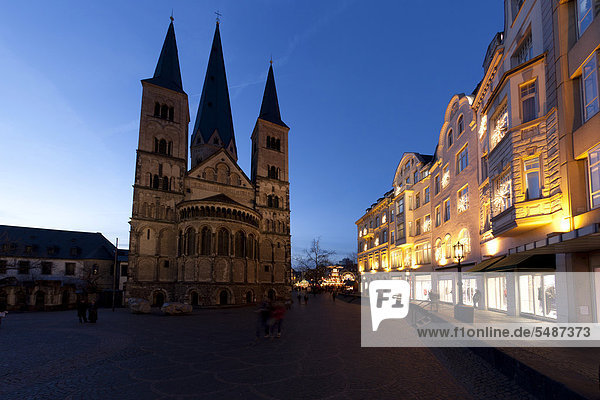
[252,63,291,284]
[190,22,237,169]
[129,19,189,289]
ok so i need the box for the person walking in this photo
[472,289,482,309]
[332,291,337,303]
[255,298,271,338]
[88,299,98,323]
[271,300,286,338]
[77,299,88,323]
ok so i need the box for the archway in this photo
[35,291,45,308]
[153,291,165,307]
[190,291,199,307]
[268,289,276,301]
[246,291,253,304]
[219,290,229,305]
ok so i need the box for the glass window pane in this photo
[591,164,600,193]
[527,171,540,198]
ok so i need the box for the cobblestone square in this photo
[1,295,534,399]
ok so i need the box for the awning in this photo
[435,262,475,271]
[467,255,505,272]
[485,253,555,272]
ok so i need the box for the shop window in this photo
[439,279,453,303]
[487,275,507,311]
[519,274,557,319]
[524,158,541,199]
[582,53,599,121]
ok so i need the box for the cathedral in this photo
[126,19,291,306]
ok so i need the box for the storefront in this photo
[414,274,431,301]
[518,273,556,319]
[486,274,507,311]
[438,277,453,303]
[461,277,478,306]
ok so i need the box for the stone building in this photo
[357,0,600,322]
[126,20,291,306]
[0,225,126,311]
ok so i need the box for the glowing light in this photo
[493,178,512,214]
[484,239,499,256]
[382,214,387,224]
[559,217,571,232]
[457,193,469,213]
[423,218,431,232]
[478,115,487,138]
[375,238,379,246]
[434,247,442,262]
[441,171,450,188]
[363,243,367,251]
[490,110,508,149]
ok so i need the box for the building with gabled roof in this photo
[126,19,292,306]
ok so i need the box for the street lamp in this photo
[453,242,464,305]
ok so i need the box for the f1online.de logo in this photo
[368,280,410,331]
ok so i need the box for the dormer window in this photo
[457,115,464,136]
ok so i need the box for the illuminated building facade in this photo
[356,0,600,322]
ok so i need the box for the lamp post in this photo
[453,242,464,305]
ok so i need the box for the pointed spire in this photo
[259,63,287,128]
[143,20,184,93]
[191,22,236,154]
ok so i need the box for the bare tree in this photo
[294,237,335,282]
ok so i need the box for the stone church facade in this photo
[126,19,291,306]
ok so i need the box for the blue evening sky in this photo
[0,1,503,261]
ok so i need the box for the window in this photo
[415,243,431,265]
[582,53,599,121]
[65,262,75,275]
[390,210,395,222]
[444,234,452,259]
[415,193,421,209]
[264,265,270,272]
[519,274,557,318]
[397,222,405,239]
[481,156,489,180]
[589,143,600,208]
[435,206,441,227]
[382,230,388,243]
[454,117,464,140]
[121,264,128,276]
[447,129,453,148]
[424,215,431,232]
[391,231,395,243]
[512,0,525,22]
[443,198,450,222]
[424,187,430,204]
[415,219,421,236]
[397,197,404,214]
[577,0,600,36]
[413,171,419,184]
[434,174,440,194]
[382,213,387,224]
[493,171,513,214]
[0,260,6,274]
[186,229,196,256]
[491,104,508,149]
[515,34,532,65]
[217,229,229,256]
[375,217,380,227]
[520,80,537,123]
[456,145,469,174]
[458,228,471,255]
[442,165,450,188]
[457,185,469,213]
[525,158,541,199]
[18,261,30,274]
[41,261,52,275]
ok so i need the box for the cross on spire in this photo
[170,9,174,22]
[215,10,222,24]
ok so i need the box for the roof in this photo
[415,153,434,165]
[142,21,184,94]
[199,193,244,207]
[0,225,118,261]
[191,23,236,153]
[258,64,288,128]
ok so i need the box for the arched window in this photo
[160,104,168,119]
[158,139,167,154]
[275,139,281,151]
[185,228,196,256]
[168,141,173,155]
[154,102,160,117]
[444,234,452,259]
[168,107,174,121]
[162,177,169,191]
[217,228,229,256]
[268,166,278,179]
[235,231,246,258]
[274,197,279,208]
[247,234,255,259]
[152,175,159,189]
[177,231,183,255]
[458,115,464,135]
[267,195,273,207]
[154,138,159,153]
[434,238,442,262]
[200,227,211,255]
[447,129,453,148]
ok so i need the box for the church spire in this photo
[259,63,287,128]
[143,19,184,93]
[191,22,237,161]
